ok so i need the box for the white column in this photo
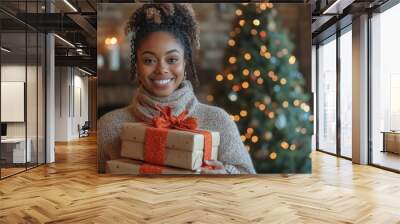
[46,33,55,163]
[352,14,369,164]
[45,1,55,163]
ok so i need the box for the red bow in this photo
[152,106,198,130]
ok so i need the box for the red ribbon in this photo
[139,163,163,174]
[151,106,198,130]
[143,106,214,171]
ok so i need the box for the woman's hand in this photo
[198,160,228,174]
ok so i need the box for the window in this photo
[317,36,337,154]
[370,2,400,171]
[339,28,352,158]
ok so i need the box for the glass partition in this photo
[1,30,28,178]
[0,1,46,179]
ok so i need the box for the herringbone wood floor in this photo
[0,135,400,224]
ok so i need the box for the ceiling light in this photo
[63,0,78,12]
[1,47,11,53]
[78,67,93,76]
[322,0,354,15]
[54,34,75,48]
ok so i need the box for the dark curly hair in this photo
[126,3,200,86]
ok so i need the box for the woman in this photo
[98,3,256,174]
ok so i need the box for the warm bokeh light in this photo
[242,69,250,76]
[253,19,260,26]
[289,56,296,64]
[216,74,223,81]
[244,53,252,60]
[228,56,237,64]
[228,39,236,47]
[206,94,214,102]
[280,141,289,149]
[251,136,259,143]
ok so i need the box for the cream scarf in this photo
[129,80,198,122]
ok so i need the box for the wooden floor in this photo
[0,135,400,223]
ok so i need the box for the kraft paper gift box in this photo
[106,158,198,175]
[120,122,220,170]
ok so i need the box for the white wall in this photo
[1,65,40,138]
[1,64,46,164]
[55,67,89,141]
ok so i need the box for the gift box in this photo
[106,158,198,175]
[120,122,219,170]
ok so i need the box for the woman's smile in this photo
[150,77,176,89]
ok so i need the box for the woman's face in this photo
[136,31,186,97]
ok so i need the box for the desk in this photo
[1,138,31,163]
[382,131,400,154]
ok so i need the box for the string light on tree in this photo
[228,56,237,64]
[244,53,252,60]
[253,19,260,26]
[242,69,250,76]
[216,74,223,81]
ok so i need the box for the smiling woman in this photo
[136,32,186,97]
[97,3,256,175]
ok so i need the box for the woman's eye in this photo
[167,58,178,64]
[143,58,155,64]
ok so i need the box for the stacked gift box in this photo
[106,122,220,175]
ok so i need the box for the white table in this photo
[1,138,31,163]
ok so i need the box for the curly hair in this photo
[126,3,200,86]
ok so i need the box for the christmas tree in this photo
[211,3,313,173]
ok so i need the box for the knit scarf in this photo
[129,80,199,123]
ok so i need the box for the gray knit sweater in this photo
[97,81,256,174]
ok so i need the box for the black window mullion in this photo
[36,0,39,168]
[315,44,320,151]
[367,11,373,165]
[25,0,28,171]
